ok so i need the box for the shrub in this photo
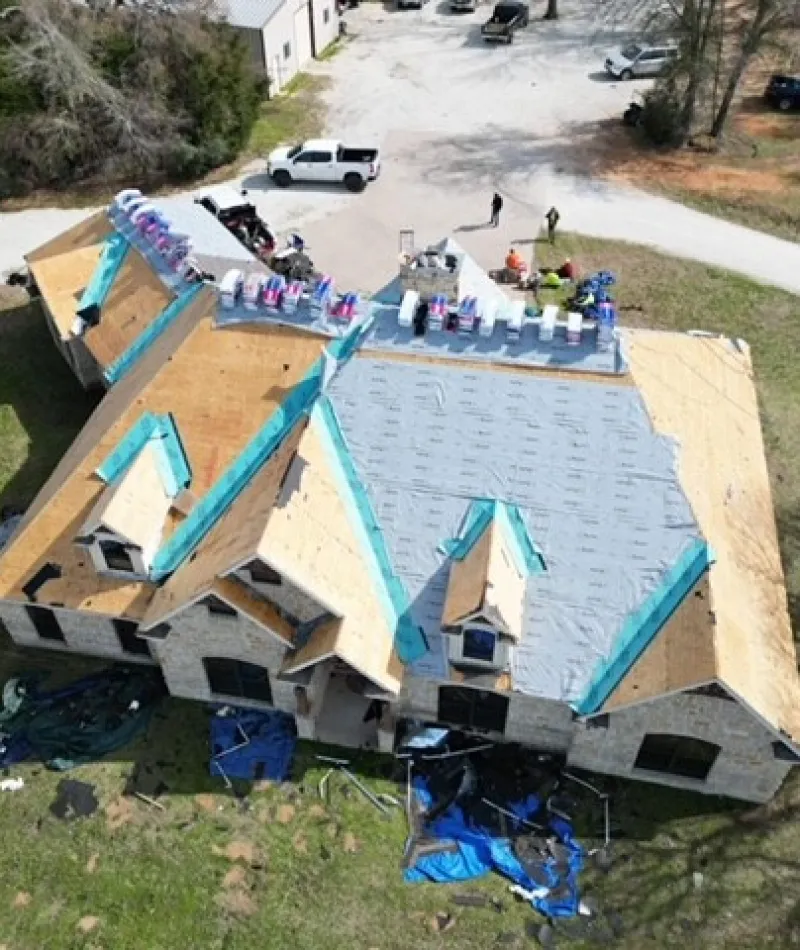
[640,84,685,148]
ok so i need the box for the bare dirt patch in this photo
[85,852,100,874]
[223,865,248,889]
[213,839,265,868]
[77,916,101,934]
[216,888,258,918]
[105,796,135,831]
[276,803,296,825]
[13,892,32,909]
[194,793,217,812]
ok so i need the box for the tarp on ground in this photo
[0,666,164,770]
[405,777,584,919]
[210,707,296,782]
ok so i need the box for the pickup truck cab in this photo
[267,139,381,192]
[481,2,528,42]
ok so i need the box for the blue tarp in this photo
[405,777,584,919]
[210,707,297,782]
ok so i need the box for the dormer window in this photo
[100,540,136,574]
[463,626,497,663]
[448,619,509,670]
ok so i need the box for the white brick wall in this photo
[567,692,791,803]
[0,601,155,665]
[0,595,789,802]
[151,602,297,712]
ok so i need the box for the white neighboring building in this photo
[223,0,339,92]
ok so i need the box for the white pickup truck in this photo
[267,138,381,193]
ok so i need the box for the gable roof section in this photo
[77,230,130,320]
[81,441,173,559]
[141,419,308,629]
[315,397,428,666]
[602,574,718,712]
[620,329,800,740]
[82,249,176,371]
[0,294,327,620]
[576,537,714,713]
[26,212,112,340]
[442,498,545,640]
[96,411,192,498]
[272,408,405,693]
[144,408,405,694]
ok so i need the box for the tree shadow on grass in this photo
[0,301,99,512]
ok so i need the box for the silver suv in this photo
[604,43,678,80]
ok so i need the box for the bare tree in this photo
[710,0,800,137]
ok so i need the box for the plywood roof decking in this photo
[83,248,174,369]
[443,519,525,641]
[30,246,106,339]
[603,576,718,712]
[623,329,800,739]
[0,291,329,620]
[442,524,494,628]
[142,421,308,628]
[258,415,403,694]
[83,442,172,555]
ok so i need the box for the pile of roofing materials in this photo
[0,666,165,771]
[112,189,198,280]
[210,706,297,785]
[399,731,602,923]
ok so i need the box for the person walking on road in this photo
[490,192,503,227]
[546,206,560,244]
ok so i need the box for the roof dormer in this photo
[441,499,545,670]
[77,412,191,580]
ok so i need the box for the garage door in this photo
[294,5,313,69]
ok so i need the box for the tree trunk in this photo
[543,0,557,20]
[710,45,751,138]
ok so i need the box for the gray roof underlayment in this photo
[326,356,703,703]
[158,197,258,275]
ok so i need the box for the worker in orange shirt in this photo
[505,247,525,277]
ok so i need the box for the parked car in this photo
[764,74,800,111]
[481,1,529,43]
[267,139,381,193]
[397,0,428,10]
[194,186,275,260]
[604,43,678,80]
[451,0,478,12]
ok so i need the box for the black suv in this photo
[765,74,800,111]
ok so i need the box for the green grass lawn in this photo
[0,295,98,509]
[244,75,328,159]
[1,239,799,950]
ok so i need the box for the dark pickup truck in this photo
[765,74,800,112]
[481,1,529,42]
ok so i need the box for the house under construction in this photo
[0,196,798,804]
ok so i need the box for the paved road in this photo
[2,0,800,295]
